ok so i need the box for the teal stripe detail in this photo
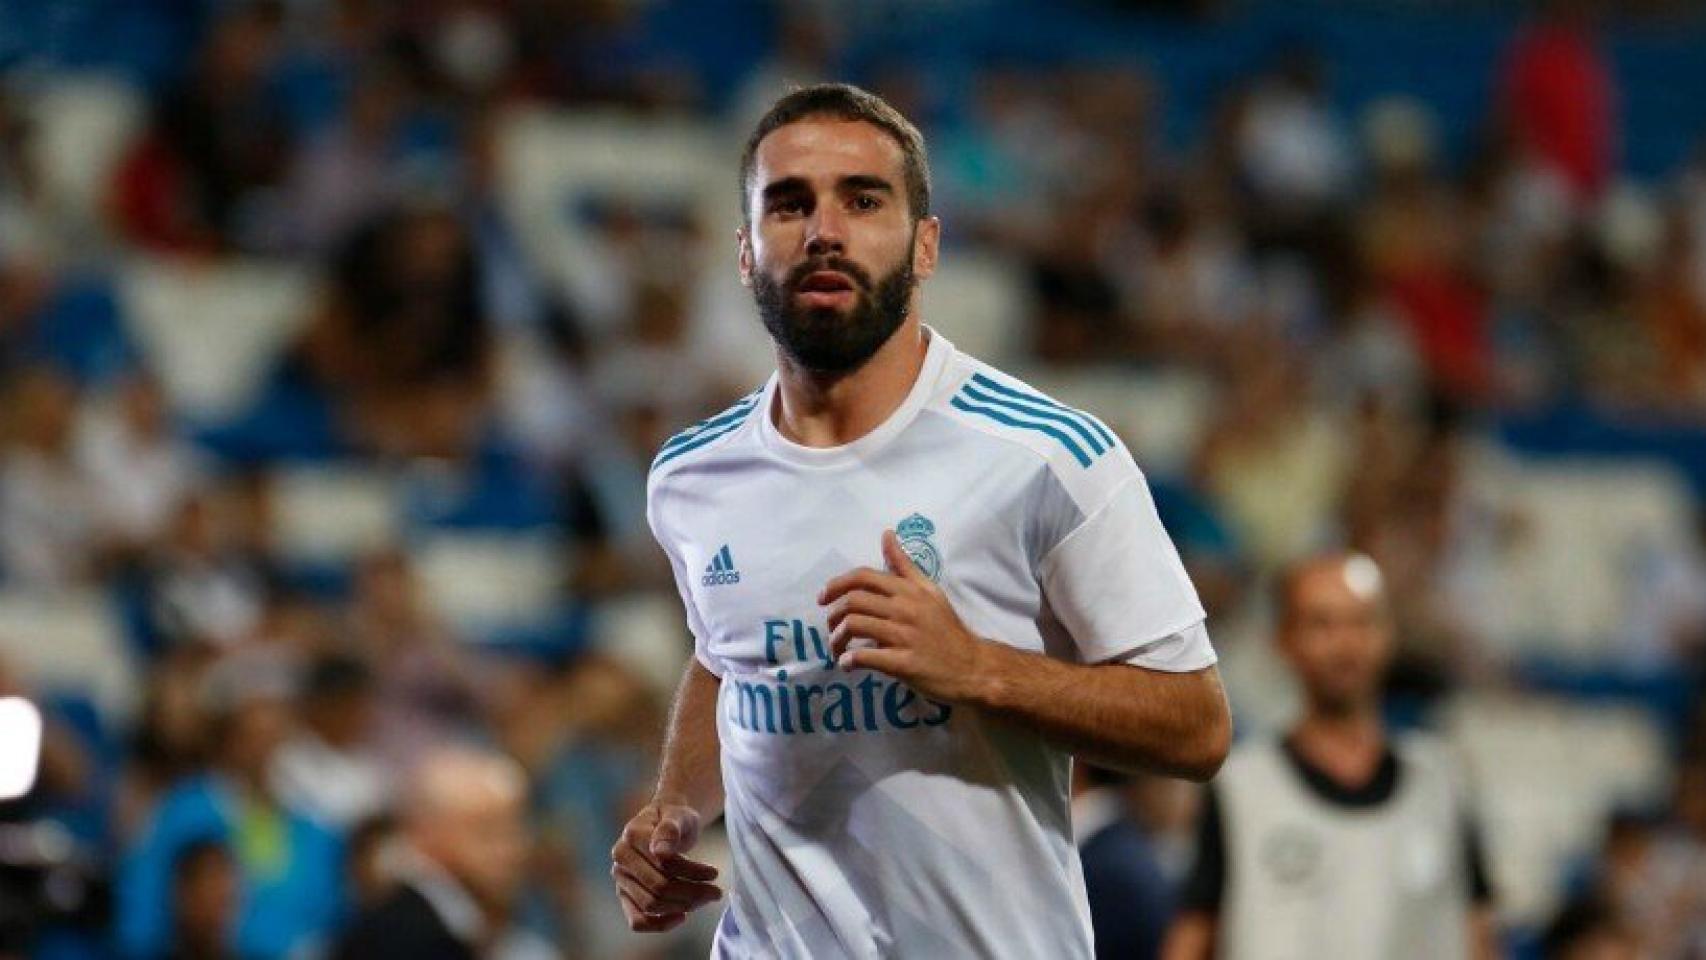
[660,393,761,454]
[720,545,733,569]
[949,396,1092,467]
[653,419,746,469]
[968,373,1115,449]
[959,383,1106,456]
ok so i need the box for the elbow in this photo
[1178,700,1233,783]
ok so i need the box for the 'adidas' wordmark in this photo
[702,544,741,587]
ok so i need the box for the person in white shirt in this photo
[1162,552,1498,960]
[610,83,1233,959]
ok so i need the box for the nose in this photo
[805,204,846,258]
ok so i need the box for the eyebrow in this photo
[760,174,897,204]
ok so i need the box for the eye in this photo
[852,194,883,212]
[769,197,806,217]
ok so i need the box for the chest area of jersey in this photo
[676,467,1034,672]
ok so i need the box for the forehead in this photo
[1292,561,1378,610]
[750,117,907,189]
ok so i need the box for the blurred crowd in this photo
[1,0,1705,957]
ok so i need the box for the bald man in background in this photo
[1163,553,1498,960]
[332,746,552,960]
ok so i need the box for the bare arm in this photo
[971,644,1230,781]
[652,658,725,818]
[610,658,725,933]
[823,532,1232,781]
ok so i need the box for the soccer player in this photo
[1162,552,1497,960]
[610,83,1233,957]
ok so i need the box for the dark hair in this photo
[739,83,931,225]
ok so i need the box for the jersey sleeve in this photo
[1038,470,1212,668]
[646,479,722,677]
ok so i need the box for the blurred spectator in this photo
[1499,0,1618,205]
[299,206,493,458]
[77,374,206,559]
[0,367,100,586]
[332,745,552,960]
[1237,50,1355,245]
[288,64,414,253]
[117,651,343,959]
[1165,553,1496,959]
[167,838,238,960]
[145,489,270,651]
[270,654,391,831]
[345,812,400,912]
[1539,896,1640,959]
[108,3,294,255]
[348,549,484,768]
[1073,763,1181,960]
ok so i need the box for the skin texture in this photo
[612,114,1231,933]
[1163,554,1497,960]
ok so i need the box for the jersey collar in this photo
[756,325,954,469]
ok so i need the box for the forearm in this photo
[652,658,725,819]
[967,641,1231,781]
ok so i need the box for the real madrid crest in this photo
[895,513,942,582]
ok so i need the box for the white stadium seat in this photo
[118,256,314,420]
[1442,692,1670,926]
[268,465,403,568]
[0,589,137,725]
[412,533,564,637]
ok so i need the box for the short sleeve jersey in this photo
[646,328,1214,959]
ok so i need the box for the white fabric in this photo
[647,329,1212,958]
[1216,736,1473,960]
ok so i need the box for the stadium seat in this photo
[18,74,145,240]
[117,257,314,422]
[268,464,403,569]
[0,589,138,726]
[411,532,565,640]
[919,252,1032,369]
[1464,456,1697,662]
[1441,692,1670,927]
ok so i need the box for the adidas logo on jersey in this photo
[702,545,741,587]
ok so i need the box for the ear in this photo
[737,225,754,288]
[912,216,941,282]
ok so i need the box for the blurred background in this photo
[0,0,1704,956]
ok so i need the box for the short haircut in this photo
[1272,551,1388,625]
[739,82,931,224]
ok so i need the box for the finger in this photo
[818,566,901,606]
[828,614,903,661]
[839,645,908,676]
[618,887,688,933]
[658,852,721,883]
[824,589,897,634]
[613,864,722,912]
[882,529,928,582]
[617,836,671,890]
[651,807,699,860]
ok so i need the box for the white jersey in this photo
[646,329,1214,959]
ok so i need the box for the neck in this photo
[1289,705,1385,783]
[773,316,927,448]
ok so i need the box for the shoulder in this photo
[647,386,768,489]
[931,354,1137,513]
[1393,731,1472,796]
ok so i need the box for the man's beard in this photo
[752,251,915,375]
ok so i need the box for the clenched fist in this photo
[610,800,722,932]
